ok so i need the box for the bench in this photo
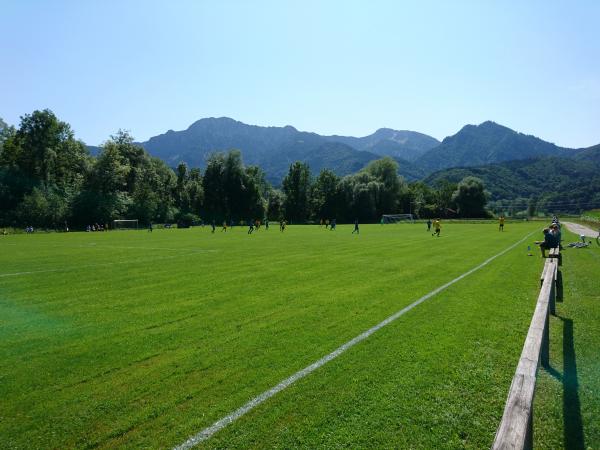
[547,247,562,266]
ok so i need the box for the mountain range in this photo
[134,117,435,182]
[87,118,600,204]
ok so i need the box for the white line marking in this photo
[174,232,535,449]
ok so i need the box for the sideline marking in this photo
[174,232,534,449]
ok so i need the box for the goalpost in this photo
[381,214,414,224]
[113,219,139,230]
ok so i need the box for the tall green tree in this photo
[202,153,226,221]
[311,169,340,220]
[452,176,489,217]
[186,168,204,216]
[175,161,189,210]
[363,157,403,215]
[432,179,458,218]
[245,165,270,199]
[267,189,285,220]
[282,162,311,222]
[527,196,538,218]
[201,150,267,221]
[338,172,382,222]
[132,157,176,223]
[0,110,89,226]
[222,150,247,219]
[16,185,70,227]
[243,165,266,220]
[0,117,13,153]
[1,110,88,188]
[73,141,131,224]
[173,162,204,218]
[409,181,438,218]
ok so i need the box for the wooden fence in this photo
[492,248,560,449]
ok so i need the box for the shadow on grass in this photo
[556,270,563,302]
[545,315,585,450]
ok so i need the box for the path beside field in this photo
[562,221,598,237]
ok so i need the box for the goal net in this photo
[113,219,139,230]
[382,214,414,224]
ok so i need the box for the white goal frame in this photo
[113,219,139,230]
[382,214,414,224]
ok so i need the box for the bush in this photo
[176,212,200,228]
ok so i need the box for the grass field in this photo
[583,209,600,219]
[1,222,598,449]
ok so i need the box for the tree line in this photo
[0,110,490,229]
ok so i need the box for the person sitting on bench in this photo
[535,225,559,258]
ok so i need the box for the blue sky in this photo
[1,0,599,147]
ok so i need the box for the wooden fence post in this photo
[541,308,550,368]
[549,265,556,315]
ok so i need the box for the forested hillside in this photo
[425,156,600,213]
[416,121,578,172]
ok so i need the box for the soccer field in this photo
[1,222,592,448]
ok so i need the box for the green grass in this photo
[0,223,597,448]
[582,209,600,219]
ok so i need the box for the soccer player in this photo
[265,219,269,230]
[222,221,227,232]
[325,219,330,229]
[499,216,505,232]
[432,219,441,237]
[426,219,432,231]
[211,220,216,233]
[248,220,254,234]
[352,218,359,234]
[148,222,153,232]
[330,218,336,231]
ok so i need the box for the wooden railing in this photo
[492,248,560,450]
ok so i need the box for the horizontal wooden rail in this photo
[492,253,558,450]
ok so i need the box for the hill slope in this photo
[323,128,440,161]
[417,121,578,172]
[573,143,600,165]
[424,156,600,210]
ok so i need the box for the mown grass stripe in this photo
[174,231,534,449]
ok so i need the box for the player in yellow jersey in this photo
[432,219,441,237]
[499,216,505,232]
